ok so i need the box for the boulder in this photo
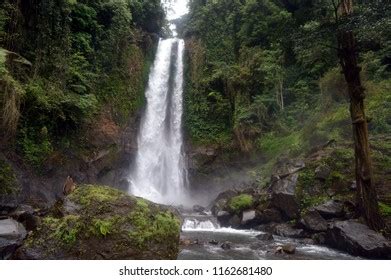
[10,205,39,231]
[272,159,305,176]
[241,210,258,228]
[0,218,27,259]
[301,210,328,232]
[282,244,296,254]
[275,246,284,254]
[228,215,242,228]
[209,240,219,245]
[314,200,345,219]
[258,208,283,224]
[211,190,238,207]
[312,232,327,245]
[326,221,391,259]
[193,205,206,213]
[256,233,274,241]
[270,173,300,219]
[216,211,231,227]
[315,165,331,181]
[14,185,181,260]
[0,202,18,216]
[274,223,305,239]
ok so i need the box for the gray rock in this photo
[273,159,305,176]
[209,240,219,245]
[258,208,283,224]
[301,210,328,232]
[10,205,39,231]
[216,211,231,227]
[270,173,300,219]
[0,219,27,260]
[326,221,391,259]
[228,215,242,228]
[193,205,206,213]
[315,165,331,180]
[256,233,274,241]
[0,219,27,240]
[241,210,257,227]
[315,200,345,219]
[210,189,240,216]
[0,203,18,215]
[282,244,296,254]
[274,223,305,238]
[312,232,327,245]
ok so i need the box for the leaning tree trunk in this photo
[337,0,384,231]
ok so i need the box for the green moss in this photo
[92,218,114,237]
[0,159,19,195]
[379,203,391,217]
[42,215,82,245]
[228,194,253,214]
[69,185,124,207]
[128,199,180,248]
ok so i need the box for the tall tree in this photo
[336,0,384,231]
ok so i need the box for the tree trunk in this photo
[337,0,384,231]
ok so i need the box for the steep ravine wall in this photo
[0,36,158,208]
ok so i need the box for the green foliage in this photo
[92,219,113,237]
[70,185,123,207]
[46,215,82,245]
[0,159,19,195]
[379,203,391,217]
[129,199,181,248]
[366,80,391,134]
[18,127,53,170]
[0,0,163,170]
[0,48,6,75]
[258,132,302,159]
[228,194,253,214]
[184,0,391,167]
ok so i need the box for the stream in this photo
[178,213,358,260]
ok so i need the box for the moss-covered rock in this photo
[14,185,181,260]
[228,194,253,214]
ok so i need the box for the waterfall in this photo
[128,1,189,205]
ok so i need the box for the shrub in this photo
[228,194,253,214]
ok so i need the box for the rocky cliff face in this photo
[0,110,140,208]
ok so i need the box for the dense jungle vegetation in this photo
[0,0,164,168]
[182,0,390,153]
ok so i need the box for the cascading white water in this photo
[129,1,189,205]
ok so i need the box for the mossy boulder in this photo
[14,185,181,260]
[228,194,254,214]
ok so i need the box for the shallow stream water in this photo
[178,213,358,260]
